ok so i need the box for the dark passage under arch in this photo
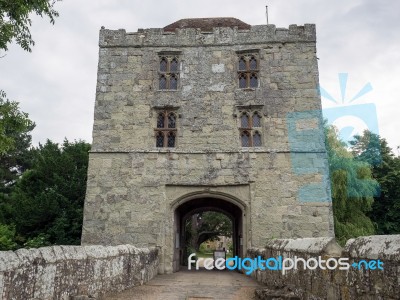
[173,197,244,272]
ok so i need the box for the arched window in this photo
[160,58,168,72]
[241,131,251,147]
[157,113,165,128]
[253,131,262,147]
[159,75,167,90]
[241,114,249,128]
[159,56,179,90]
[170,58,179,72]
[237,54,259,89]
[168,113,176,128]
[239,73,247,89]
[167,132,176,148]
[170,75,178,90]
[156,131,164,148]
[250,73,258,88]
[155,111,177,148]
[238,57,246,71]
[249,56,257,70]
[252,113,261,127]
[239,110,263,147]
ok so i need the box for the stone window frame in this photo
[155,110,178,148]
[158,51,181,91]
[238,110,263,147]
[236,50,260,90]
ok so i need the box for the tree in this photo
[0,91,34,153]
[185,211,232,252]
[350,130,382,166]
[0,91,35,196]
[2,139,90,248]
[0,223,17,250]
[325,126,378,245]
[351,131,400,234]
[0,0,60,52]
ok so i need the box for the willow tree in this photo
[325,126,378,245]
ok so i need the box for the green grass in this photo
[196,249,233,259]
[196,250,214,258]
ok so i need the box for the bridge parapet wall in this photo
[0,245,159,300]
[248,235,400,299]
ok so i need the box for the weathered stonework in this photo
[82,18,334,274]
[0,245,159,300]
[249,235,400,299]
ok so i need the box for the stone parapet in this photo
[0,245,159,300]
[99,24,316,48]
[249,235,400,299]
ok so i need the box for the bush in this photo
[0,224,17,250]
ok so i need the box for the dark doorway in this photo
[173,197,243,272]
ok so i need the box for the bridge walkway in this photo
[105,268,261,300]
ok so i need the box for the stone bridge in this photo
[1,235,399,299]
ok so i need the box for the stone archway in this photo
[171,193,246,272]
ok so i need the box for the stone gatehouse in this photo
[81,17,334,274]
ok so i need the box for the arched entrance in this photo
[172,193,246,272]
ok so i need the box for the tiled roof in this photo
[163,18,251,32]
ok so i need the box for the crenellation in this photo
[99,24,316,49]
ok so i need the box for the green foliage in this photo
[0,0,60,52]
[0,100,89,249]
[326,126,378,245]
[227,241,233,253]
[325,126,400,243]
[0,91,34,155]
[24,233,50,248]
[1,139,90,248]
[199,243,209,253]
[350,130,382,166]
[185,211,232,251]
[351,131,400,234]
[0,91,35,226]
[0,223,17,250]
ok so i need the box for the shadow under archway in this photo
[173,197,244,272]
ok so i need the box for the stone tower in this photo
[82,18,334,274]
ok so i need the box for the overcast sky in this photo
[1,0,399,153]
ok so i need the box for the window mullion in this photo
[164,112,168,129]
[168,59,172,90]
[246,59,249,88]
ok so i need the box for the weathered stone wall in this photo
[82,21,334,274]
[0,245,159,300]
[248,235,400,299]
[91,24,322,152]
